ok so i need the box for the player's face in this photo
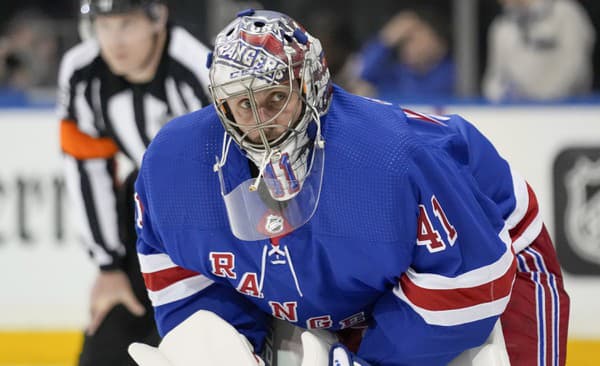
[94,10,158,77]
[226,85,303,145]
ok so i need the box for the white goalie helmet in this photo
[208,9,332,240]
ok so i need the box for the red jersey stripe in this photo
[402,108,446,126]
[399,257,517,311]
[143,266,201,292]
[509,183,539,243]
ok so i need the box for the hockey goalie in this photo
[130,8,569,366]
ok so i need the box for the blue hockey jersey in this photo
[134,85,541,365]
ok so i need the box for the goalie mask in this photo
[209,9,332,240]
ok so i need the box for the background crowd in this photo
[0,0,598,105]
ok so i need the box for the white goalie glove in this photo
[128,310,264,366]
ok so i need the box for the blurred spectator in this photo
[352,7,455,101]
[0,9,58,90]
[304,11,360,90]
[483,0,596,102]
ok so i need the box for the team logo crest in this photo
[554,148,600,275]
[265,214,285,234]
[215,39,288,83]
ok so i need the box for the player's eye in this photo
[238,99,252,110]
[270,92,287,106]
[273,92,286,101]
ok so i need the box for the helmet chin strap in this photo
[248,149,277,192]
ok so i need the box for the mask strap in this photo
[213,132,234,172]
[249,149,276,192]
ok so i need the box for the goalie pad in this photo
[292,319,510,366]
[128,310,263,366]
[448,320,511,366]
[128,343,172,366]
[300,330,336,366]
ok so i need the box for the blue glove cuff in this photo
[329,343,371,366]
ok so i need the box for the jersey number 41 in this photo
[417,195,457,253]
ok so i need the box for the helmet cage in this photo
[210,51,311,156]
[208,10,331,159]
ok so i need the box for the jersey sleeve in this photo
[357,115,517,364]
[134,159,270,352]
[448,114,543,253]
[58,43,126,270]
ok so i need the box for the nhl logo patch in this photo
[553,147,600,275]
[265,214,285,234]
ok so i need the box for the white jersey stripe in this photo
[425,113,450,121]
[57,40,99,119]
[108,91,147,164]
[73,81,97,135]
[169,27,211,95]
[534,270,546,366]
[64,156,113,265]
[143,93,170,158]
[85,159,123,254]
[165,77,187,117]
[57,40,99,90]
[147,275,215,307]
[512,210,544,253]
[180,82,202,111]
[138,252,178,273]
[550,274,560,366]
[506,167,545,253]
[506,169,529,229]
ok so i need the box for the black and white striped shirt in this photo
[58,24,211,269]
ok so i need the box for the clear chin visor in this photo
[216,143,324,241]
